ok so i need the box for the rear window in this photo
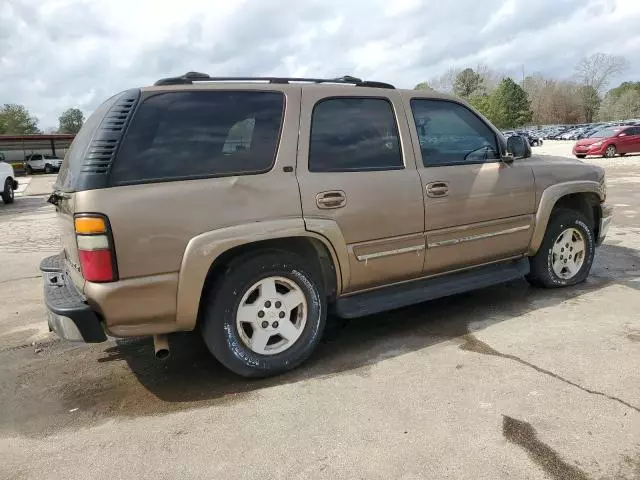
[56,94,119,190]
[110,91,284,185]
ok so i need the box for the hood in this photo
[575,137,605,146]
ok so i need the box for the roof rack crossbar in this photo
[154,72,394,89]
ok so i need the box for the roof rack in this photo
[153,72,395,89]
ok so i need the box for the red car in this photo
[573,125,640,159]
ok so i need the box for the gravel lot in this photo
[0,142,639,480]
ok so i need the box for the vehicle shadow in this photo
[105,241,639,405]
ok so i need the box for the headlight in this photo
[591,141,602,147]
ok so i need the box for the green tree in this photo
[490,78,533,128]
[615,90,640,119]
[598,82,640,121]
[0,104,40,134]
[453,68,484,99]
[414,81,435,91]
[468,93,497,121]
[58,107,85,134]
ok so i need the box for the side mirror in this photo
[506,135,532,160]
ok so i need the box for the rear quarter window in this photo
[110,91,285,185]
[56,94,119,191]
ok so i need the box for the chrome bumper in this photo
[597,204,613,246]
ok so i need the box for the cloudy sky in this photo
[1,0,639,130]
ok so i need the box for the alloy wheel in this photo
[235,276,307,355]
[551,228,586,279]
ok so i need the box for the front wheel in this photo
[44,164,53,174]
[604,145,616,158]
[25,165,33,175]
[200,251,326,378]
[527,209,595,288]
[2,178,15,204]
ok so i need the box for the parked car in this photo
[24,154,63,174]
[518,131,543,146]
[573,125,640,158]
[0,159,18,204]
[42,73,611,378]
[502,131,542,147]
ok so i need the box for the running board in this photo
[334,258,530,319]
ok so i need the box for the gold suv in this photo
[42,73,612,377]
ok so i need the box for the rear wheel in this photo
[526,209,595,288]
[575,154,586,159]
[2,178,15,204]
[604,145,616,158]
[200,251,326,378]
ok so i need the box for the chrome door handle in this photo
[426,182,449,197]
[316,190,346,209]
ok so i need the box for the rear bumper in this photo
[40,255,107,343]
[597,204,613,246]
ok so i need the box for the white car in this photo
[24,154,63,174]
[0,160,18,204]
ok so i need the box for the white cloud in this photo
[1,0,639,130]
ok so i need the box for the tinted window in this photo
[111,91,284,184]
[592,127,620,138]
[56,93,119,190]
[30,154,42,160]
[411,99,499,166]
[625,127,640,135]
[309,97,402,172]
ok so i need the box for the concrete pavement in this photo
[0,143,638,480]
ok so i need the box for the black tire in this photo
[44,164,53,174]
[526,208,595,288]
[2,178,15,204]
[604,145,616,158]
[25,165,33,175]
[575,154,586,159]
[200,251,327,378]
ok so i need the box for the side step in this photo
[334,258,530,319]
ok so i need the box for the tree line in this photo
[0,106,85,135]
[415,52,637,129]
[1,52,636,135]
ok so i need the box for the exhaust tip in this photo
[155,348,170,360]
[153,334,170,361]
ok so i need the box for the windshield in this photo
[591,127,621,138]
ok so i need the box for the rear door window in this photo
[111,91,284,184]
[309,97,403,172]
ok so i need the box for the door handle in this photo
[316,190,346,209]
[426,182,449,197]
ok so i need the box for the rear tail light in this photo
[74,215,117,282]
